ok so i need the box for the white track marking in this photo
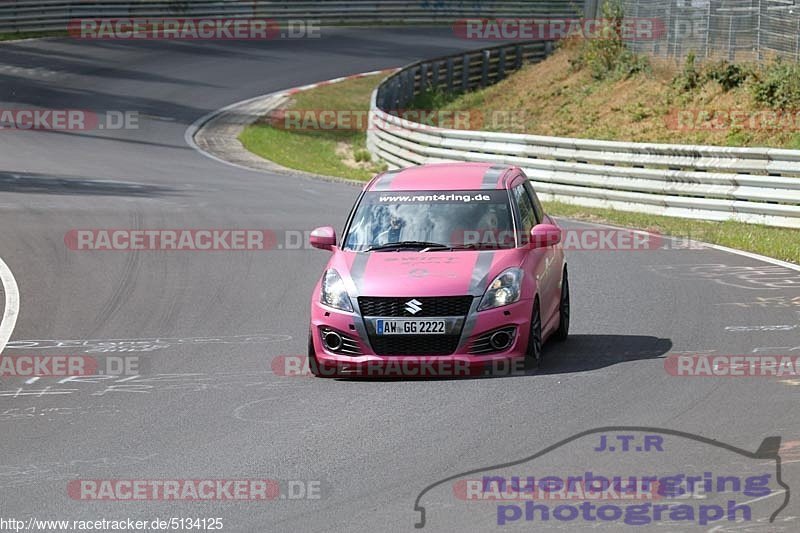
[0,256,20,355]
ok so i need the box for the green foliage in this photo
[673,52,700,92]
[569,0,650,80]
[353,149,372,163]
[705,60,753,91]
[751,58,800,109]
[407,86,459,111]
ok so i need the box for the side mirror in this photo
[530,224,561,249]
[309,226,337,251]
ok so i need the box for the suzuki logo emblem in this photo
[405,299,423,315]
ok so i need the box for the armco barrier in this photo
[0,1,581,34]
[367,42,800,229]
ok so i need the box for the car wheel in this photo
[554,267,570,342]
[308,331,323,377]
[525,298,543,369]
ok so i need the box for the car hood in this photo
[327,248,525,298]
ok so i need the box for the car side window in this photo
[523,181,544,224]
[512,184,537,235]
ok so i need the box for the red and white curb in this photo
[184,68,398,174]
[0,256,20,356]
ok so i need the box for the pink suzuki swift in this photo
[308,163,569,377]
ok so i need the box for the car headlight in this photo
[320,269,353,312]
[478,268,523,311]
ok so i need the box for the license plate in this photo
[376,319,446,335]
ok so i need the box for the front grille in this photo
[359,296,473,317]
[369,335,461,356]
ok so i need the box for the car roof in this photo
[365,163,520,192]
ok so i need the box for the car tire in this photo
[554,267,570,342]
[525,298,543,370]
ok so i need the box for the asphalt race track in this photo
[0,28,798,532]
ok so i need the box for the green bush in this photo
[407,86,459,111]
[570,0,650,81]
[705,60,753,91]
[673,52,700,92]
[354,149,372,163]
[751,58,800,109]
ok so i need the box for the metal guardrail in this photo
[367,42,800,229]
[0,1,583,34]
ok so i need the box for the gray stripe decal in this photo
[370,169,401,191]
[469,251,496,296]
[481,165,507,189]
[351,302,371,352]
[346,252,369,297]
[344,253,372,352]
[457,251,496,352]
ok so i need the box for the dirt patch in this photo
[336,141,374,170]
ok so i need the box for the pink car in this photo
[308,162,569,377]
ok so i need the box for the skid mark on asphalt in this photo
[86,211,142,337]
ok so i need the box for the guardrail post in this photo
[446,57,454,92]
[431,61,439,90]
[480,50,490,88]
[388,79,399,111]
[420,63,429,93]
[407,67,417,103]
[514,44,522,70]
[497,48,506,80]
[461,54,470,92]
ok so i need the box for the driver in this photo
[375,214,405,245]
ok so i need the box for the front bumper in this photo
[309,298,533,377]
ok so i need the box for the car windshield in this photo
[343,190,514,251]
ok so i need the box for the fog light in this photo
[323,330,343,351]
[489,330,513,350]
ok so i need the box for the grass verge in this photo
[544,201,799,264]
[0,30,68,42]
[239,74,387,181]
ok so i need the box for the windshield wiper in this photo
[364,241,450,252]
[446,242,509,250]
